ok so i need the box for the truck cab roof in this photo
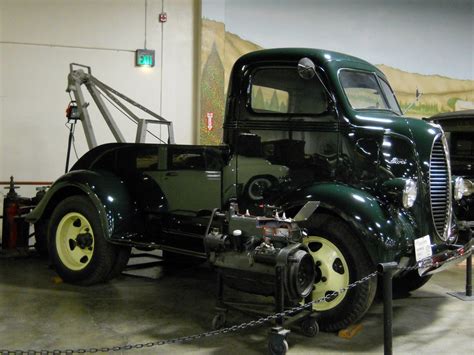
[234,48,386,80]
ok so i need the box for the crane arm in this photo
[66,63,175,149]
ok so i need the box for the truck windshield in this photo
[339,70,401,115]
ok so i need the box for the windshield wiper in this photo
[358,107,402,116]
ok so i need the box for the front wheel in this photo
[303,214,377,331]
[48,195,118,285]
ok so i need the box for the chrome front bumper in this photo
[420,238,473,276]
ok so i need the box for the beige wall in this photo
[0,0,198,187]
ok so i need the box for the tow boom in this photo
[66,63,175,149]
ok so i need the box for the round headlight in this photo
[403,179,417,208]
[464,179,474,196]
[453,176,466,200]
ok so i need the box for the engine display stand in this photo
[212,267,318,355]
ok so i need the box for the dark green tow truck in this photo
[27,49,472,332]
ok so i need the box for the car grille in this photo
[429,136,451,240]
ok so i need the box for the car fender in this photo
[26,169,135,242]
[277,182,417,264]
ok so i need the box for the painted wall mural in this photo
[199,0,474,144]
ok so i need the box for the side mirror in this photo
[297,57,316,80]
[297,57,336,105]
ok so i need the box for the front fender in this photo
[26,169,134,241]
[277,183,416,263]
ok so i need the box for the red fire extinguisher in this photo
[4,201,19,248]
[1,177,30,250]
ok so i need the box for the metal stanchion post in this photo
[268,266,290,354]
[212,273,227,330]
[466,228,472,297]
[378,262,398,355]
[448,225,473,301]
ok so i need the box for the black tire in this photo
[244,176,275,201]
[48,195,117,285]
[303,214,377,332]
[212,313,226,330]
[34,221,49,257]
[107,246,131,280]
[392,270,432,296]
[268,338,288,355]
[300,317,319,337]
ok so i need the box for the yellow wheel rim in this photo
[56,212,95,271]
[304,236,350,311]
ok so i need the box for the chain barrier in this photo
[2,249,470,354]
[0,271,378,354]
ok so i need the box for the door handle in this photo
[166,172,178,177]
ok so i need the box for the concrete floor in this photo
[0,251,472,354]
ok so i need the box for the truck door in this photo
[233,64,338,208]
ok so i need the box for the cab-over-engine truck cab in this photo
[27,48,471,332]
[224,48,470,330]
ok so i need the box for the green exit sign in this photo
[135,49,155,67]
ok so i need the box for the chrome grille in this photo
[429,136,451,240]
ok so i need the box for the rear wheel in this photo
[303,214,377,331]
[48,195,117,285]
[34,221,49,257]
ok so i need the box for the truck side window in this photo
[250,68,328,115]
[136,152,159,170]
[169,148,206,170]
[252,85,289,113]
[91,150,116,171]
[116,145,160,172]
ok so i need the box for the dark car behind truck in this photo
[27,48,472,331]
[426,110,474,229]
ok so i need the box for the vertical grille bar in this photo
[429,136,451,240]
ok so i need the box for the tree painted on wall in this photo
[447,97,461,111]
[252,87,265,110]
[269,90,280,112]
[200,43,225,145]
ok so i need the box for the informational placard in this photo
[414,235,433,275]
